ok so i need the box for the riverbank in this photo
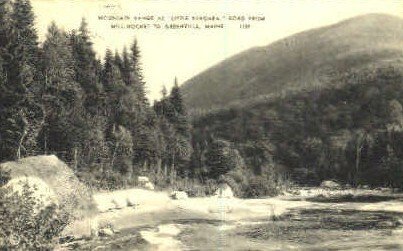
[59,187,403,250]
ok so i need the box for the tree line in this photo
[0,0,192,189]
[192,66,403,190]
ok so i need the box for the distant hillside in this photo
[182,14,403,111]
[190,66,403,186]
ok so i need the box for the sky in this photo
[31,0,403,101]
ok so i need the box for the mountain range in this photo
[181,14,403,111]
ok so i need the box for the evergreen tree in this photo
[39,22,84,160]
[169,78,190,137]
[205,139,243,179]
[109,125,133,176]
[11,0,38,67]
[130,39,147,105]
[114,50,123,73]
[0,0,12,51]
[0,0,43,160]
[71,18,102,115]
[170,77,185,115]
[121,46,131,85]
[154,82,192,177]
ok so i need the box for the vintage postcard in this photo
[0,0,403,250]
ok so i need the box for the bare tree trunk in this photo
[17,114,28,160]
[17,129,27,160]
[111,141,120,169]
[156,158,162,175]
[44,132,48,155]
[354,145,361,186]
[170,153,175,185]
[73,147,78,171]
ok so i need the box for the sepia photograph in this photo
[0,0,403,250]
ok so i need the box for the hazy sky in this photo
[31,0,403,100]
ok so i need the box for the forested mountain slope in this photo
[191,66,403,187]
[182,14,403,111]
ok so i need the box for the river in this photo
[63,188,403,250]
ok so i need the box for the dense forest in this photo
[0,0,193,191]
[191,66,403,192]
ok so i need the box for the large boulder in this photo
[138,176,150,183]
[170,191,188,200]
[320,180,341,189]
[5,176,57,208]
[138,176,155,190]
[98,227,114,237]
[215,183,234,198]
[0,155,93,217]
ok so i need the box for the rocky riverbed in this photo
[59,188,403,250]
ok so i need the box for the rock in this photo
[137,176,155,190]
[171,191,188,200]
[1,155,92,217]
[395,218,403,226]
[111,197,126,209]
[138,176,150,183]
[5,176,57,210]
[59,235,75,244]
[392,228,403,235]
[320,180,340,189]
[98,228,114,237]
[215,183,234,198]
[126,197,137,207]
[377,221,395,228]
[144,182,155,190]
[90,219,99,237]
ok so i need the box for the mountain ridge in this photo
[182,13,403,111]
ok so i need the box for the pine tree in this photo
[71,18,102,115]
[0,2,14,161]
[102,49,124,92]
[121,46,131,86]
[0,0,12,50]
[169,78,190,138]
[102,48,126,120]
[11,0,38,67]
[114,50,123,73]
[170,77,185,115]
[0,0,44,160]
[130,39,148,107]
[39,22,84,160]
[205,139,243,179]
[154,82,192,177]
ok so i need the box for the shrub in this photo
[0,168,71,250]
[244,176,280,198]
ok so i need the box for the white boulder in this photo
[138,176,154,190]
[320,180,340,189]
[144,182,155,190]
[98,227,114,237]
[170,191,188,200]
[5,176,57,210]
[90,219,99,237]
[138,176,150,183]
[215,183,234,198]
[111,196,126,209]
[126,196,138,207]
